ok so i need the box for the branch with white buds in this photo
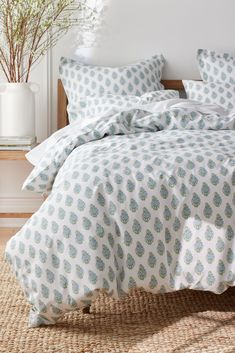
[0,0,104,82]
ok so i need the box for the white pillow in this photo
[197,49,235,84]
[183,80,235,111]
[59,55,165,122]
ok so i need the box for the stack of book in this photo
[0,136,37,150]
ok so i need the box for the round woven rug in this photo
[0,245,235,353]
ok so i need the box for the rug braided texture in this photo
[0,245,235,353]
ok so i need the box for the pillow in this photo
[59,55,165,121]
[68,90,179,122]
[183,80,235,111]
[197,49,235,84]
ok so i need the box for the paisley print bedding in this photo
[5,99,235,327]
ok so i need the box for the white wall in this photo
[1,0,235,226]
[74,0,235,76]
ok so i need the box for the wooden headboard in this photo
[57,79,185,129]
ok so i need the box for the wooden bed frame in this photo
[57,79,185,129]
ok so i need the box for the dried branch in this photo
[0,0,104,82]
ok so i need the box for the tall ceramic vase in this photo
[0,83,38,137]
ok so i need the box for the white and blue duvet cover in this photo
[5,99,235,327]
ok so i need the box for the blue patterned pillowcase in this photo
[183,80,235,111]
[59,55,165,122]
[197,49,235,85]
[68,90,179,122]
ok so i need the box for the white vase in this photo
[0,82,38,137]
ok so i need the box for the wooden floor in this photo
[0,228,19,246]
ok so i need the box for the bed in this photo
[5,72,235,327]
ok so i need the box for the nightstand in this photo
[0,150,34,219]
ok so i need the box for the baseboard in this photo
[0,197,43,212]
[0,197,43,227]
[0,218,28,227]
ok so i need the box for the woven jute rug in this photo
[0,245,235,353]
